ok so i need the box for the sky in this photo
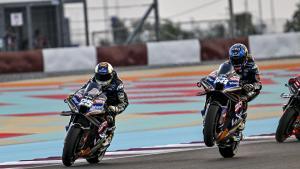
[63,0,300,44]
[159,0,299,21]
[81,0,299,22]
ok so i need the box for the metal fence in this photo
[85,17,291,47]
[0,0,297,51]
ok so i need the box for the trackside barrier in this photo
[249,32,300,59]
[0,32,299,74]
[200,37,249,61]
[97,44,147,67]
[0,50,43,73]
[42,46,97,73]
[147,39,201,65]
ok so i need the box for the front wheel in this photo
[218,141,239,158]
[275,108,298,143]
[62,125,83,167]
[203,104,221,147]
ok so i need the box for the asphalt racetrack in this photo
[1,58,300,168]
[31,139,300,169]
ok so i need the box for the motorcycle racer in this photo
[70,62,129,146]
[199,43,262,137]
[229,43,262,102]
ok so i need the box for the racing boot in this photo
[102,126,115,147]
[238,111,247,131]
[237,100,248,131]
[232,131,243,142]
[233,112,247,141]
[238,121,245,131]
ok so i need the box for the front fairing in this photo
[71,95,106,113]
[90,94,107,112]
[205,72,240,91]
[70,82,107,113]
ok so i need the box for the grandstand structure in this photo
[0,0,88,51]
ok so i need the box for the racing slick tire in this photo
[203,104,221,147]
[62,126,83,167]
[276,108,298,143]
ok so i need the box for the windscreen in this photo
[84,82,101,97]
[217,62,233,76]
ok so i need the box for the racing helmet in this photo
[94,62,114,86]
[229,43,248,71]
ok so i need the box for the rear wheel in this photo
[62,126,83,167]
[218,142,239,158]
[275,108,298,143]
[203,104,221,147]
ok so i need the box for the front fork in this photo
[65,116,74,132]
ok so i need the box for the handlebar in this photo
[86,110,106,116]
[60,111,73,116]
[60,110,104,128]
[223,87,242,93]
[280,93,292,98]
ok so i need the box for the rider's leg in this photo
[238,101,248,131]
[232,100,248,141]
[102,115,116,146]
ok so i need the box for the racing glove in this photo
[243,84,255,93]
[197,81,202,88]
[107,106,119,116]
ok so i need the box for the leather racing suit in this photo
[73,70,128,140]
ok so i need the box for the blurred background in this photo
[1,0,300,166]
[0,0,299,51]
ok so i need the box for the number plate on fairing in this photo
[79,98,93,108]
[215,76,229,84]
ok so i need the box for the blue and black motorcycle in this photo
[197,63,245,158]
[61,82,111,166]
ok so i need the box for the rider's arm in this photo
[246,64,262,102]
[116,89,129,115]
[252,64,262,91]
[109,83,129,115]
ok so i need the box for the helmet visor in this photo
[95,73,112,82]
[230,57,245,67]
